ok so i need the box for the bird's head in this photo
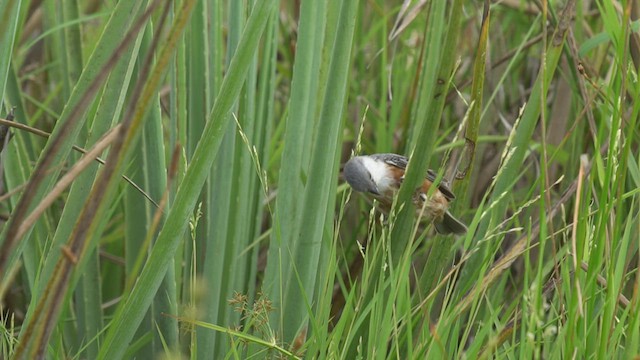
[344,156,380,195]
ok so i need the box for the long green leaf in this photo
[262,0,327,339]
[389,0,448,262]
[0,0,21,104]
[0,0,145,280]
[457,0,575,306]
[97,1,276,357]
[282,0,360,343]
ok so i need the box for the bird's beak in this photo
[369,187,381,196]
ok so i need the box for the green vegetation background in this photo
[0,0,639,359]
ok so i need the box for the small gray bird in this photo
[344,153,467,235]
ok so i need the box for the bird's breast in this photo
[414,190,449,221]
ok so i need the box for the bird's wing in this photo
[371,153,408,169]
[425,169,456,200]
[372,153,456,200]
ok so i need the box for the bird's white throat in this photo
[361,157,395,193]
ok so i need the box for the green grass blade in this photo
[282,0,360,344]
[262,0,327,340]
[0,0,21,105]
[458,0,575,292]
[97,1,276,357]
[389,0,448,261]
[0,0,145,279]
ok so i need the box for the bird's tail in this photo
[434,211,467,235]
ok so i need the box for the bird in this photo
[343,153,467,235]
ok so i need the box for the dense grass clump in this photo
[0,0,639,358]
